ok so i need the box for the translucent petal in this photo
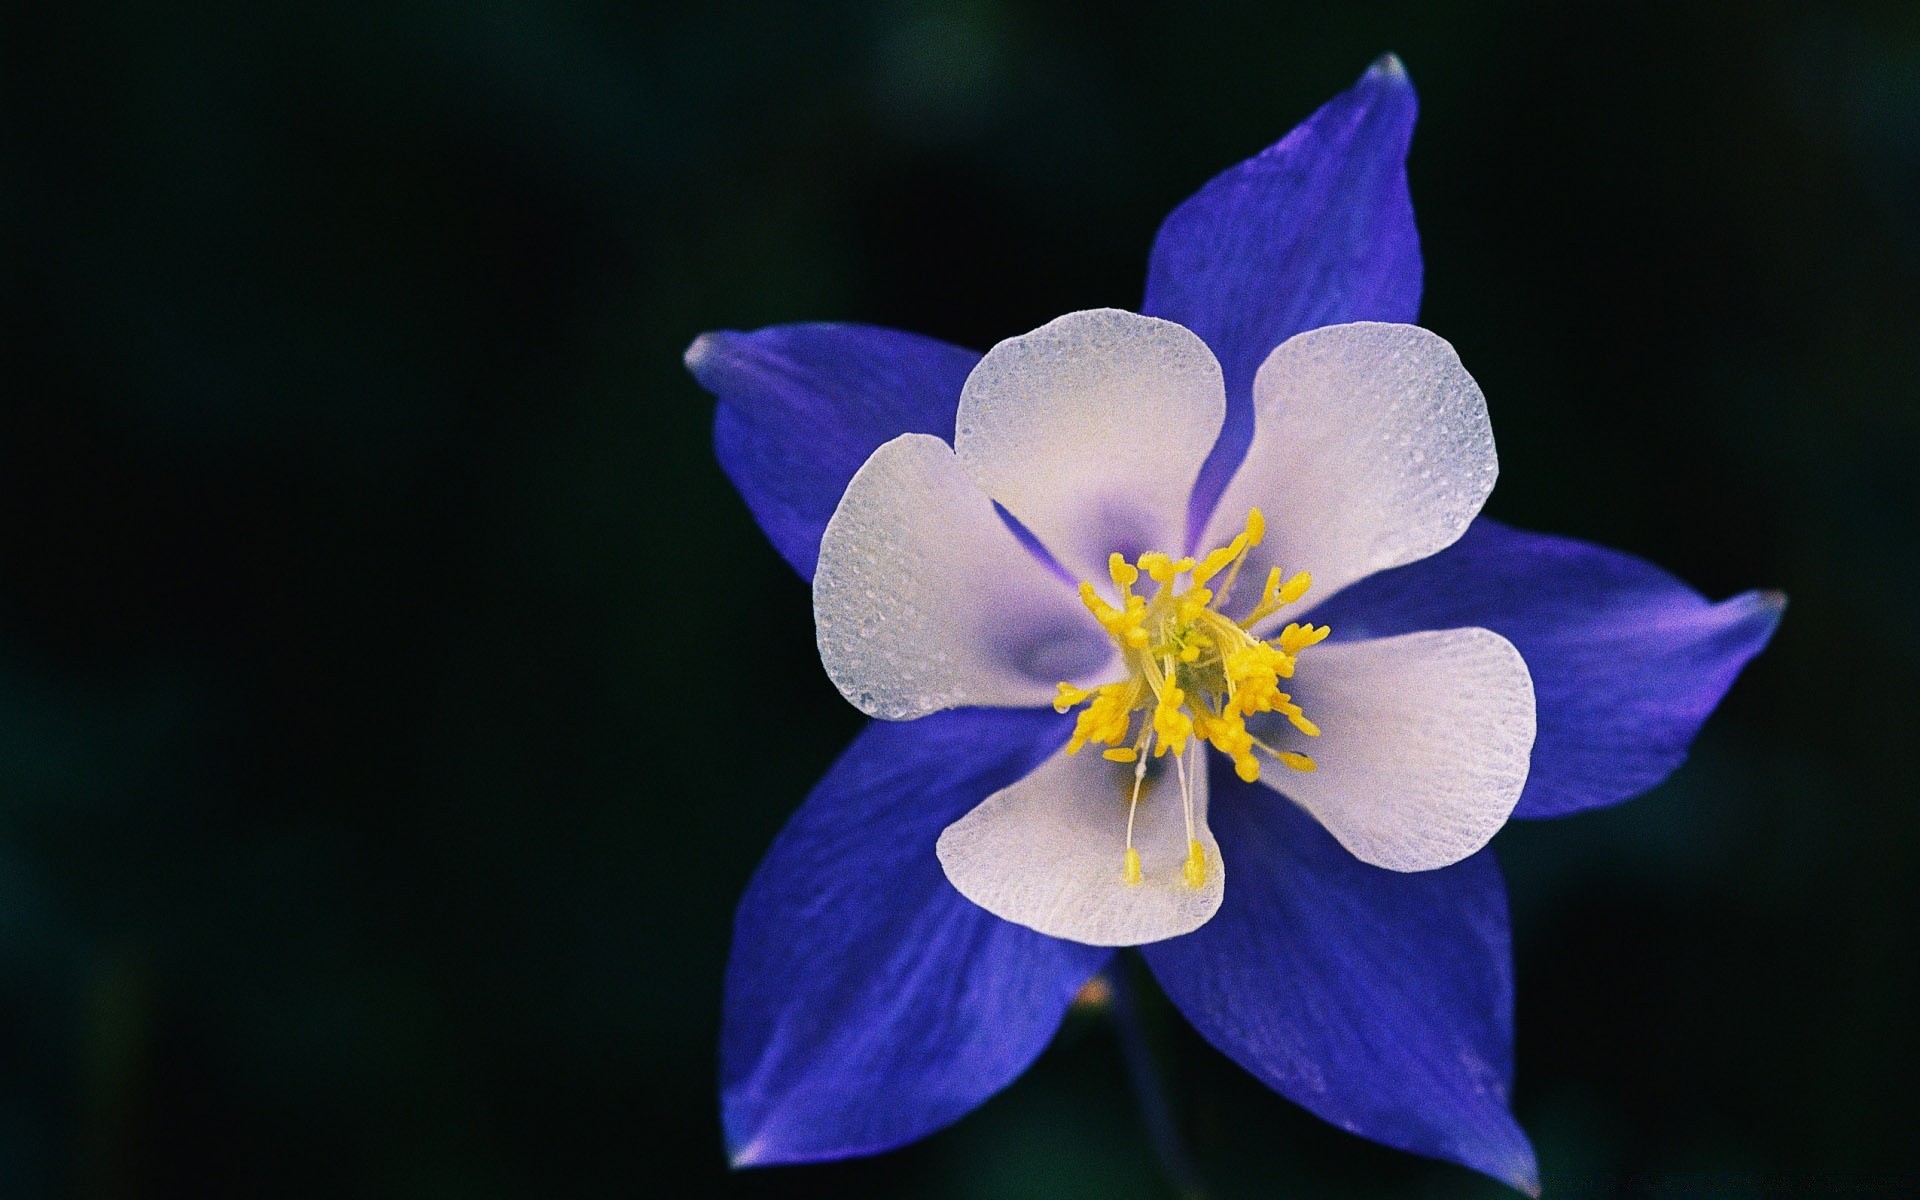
[1203,322,1495,614]
[937,744,1222,946]
[1257,628,1534,871]
[955,309,1224,584]
[814,434,1112,720]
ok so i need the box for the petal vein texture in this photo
[1259,627,1535,871]
[813,434,1110,719]
[955,308,1224,583]
[1143,55,1423,539]
[937,745,1223,946]
[1309,519,1784,818]
[722,709,1111,1166]
[690,324,980,580]
[1205,321,1496,612]
[1145,778,1539,1194]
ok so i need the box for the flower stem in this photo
[1109,957,1207,1200]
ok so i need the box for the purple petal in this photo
[1145,773,1538,1194]
[1307,518,1785,819]
[721,708,1110,1165]
[686,323,979,580]
[1142,55,1424,541]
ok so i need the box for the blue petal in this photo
[1141,55,1424,540]
[1144,774,1538,1194]
[1308,518,1785,819]
[721,708,1111,1165]
[687,324,980,580]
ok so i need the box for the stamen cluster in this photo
[1053,507,1329,784]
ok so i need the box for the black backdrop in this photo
[4,2,1915,1197]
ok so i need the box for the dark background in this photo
[4,2,1916,1197]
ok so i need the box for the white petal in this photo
[814,434,1113,720]
[956,309,1224,583]
[936,745,1223,946]
[1203,322,1495,613]
[1257,628,1535,871]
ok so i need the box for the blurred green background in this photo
[4,1,1916,1197]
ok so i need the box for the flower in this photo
[809,306,1536,948]
[687,56,1781,1193]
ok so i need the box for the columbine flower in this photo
[807,306,1534,947]
[687,57,1780,1193]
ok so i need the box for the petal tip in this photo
[1368,51,1408,79]
[1728,587,1788,644]
[684,330,725,378]
[1493,1131,1542,1197]
[1473,1127,1541,1197]
[1354,51,1418,121]
[722,1102,771,1168]
[726,1137,764,1169]
[721,1106,769,1168]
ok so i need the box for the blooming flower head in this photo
[689,56,1781,1193]
[810,307,1534,947]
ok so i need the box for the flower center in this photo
[1051,508,1329,889]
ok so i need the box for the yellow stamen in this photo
[1151,685,1193,757]
[1138,553,1195,586]
[1183,839,1206,888]
[1122,750,1147,884]
[1277,622,1330,654]
[1050,510,1329,879]
[1243,566,1313,628]
[1213,508,1263,605]
[1241,567,1282,626]
[1191,533,1246,587]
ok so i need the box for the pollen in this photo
[1055,509,1329,887]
